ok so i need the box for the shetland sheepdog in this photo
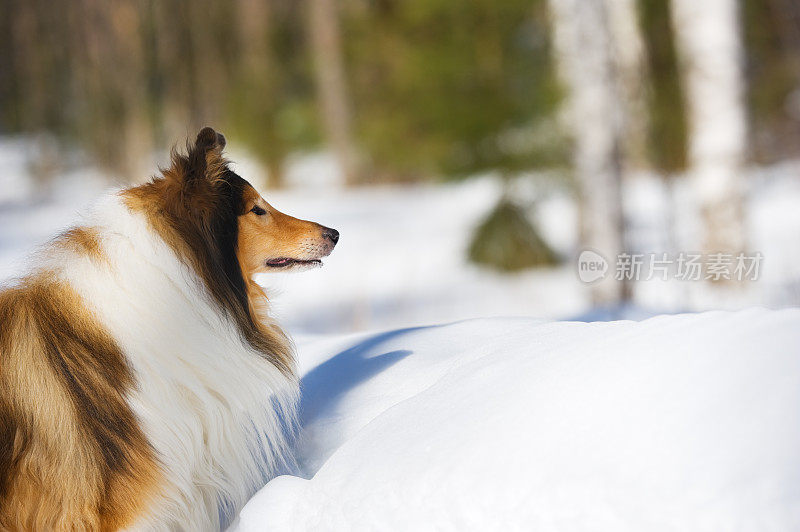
[0,128,338,530]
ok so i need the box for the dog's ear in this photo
[195,126,226,155]
[184,127,227,184]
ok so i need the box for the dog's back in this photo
[0,200,298,530]
[0,274,160,530]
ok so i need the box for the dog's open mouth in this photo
[265,257,322,268]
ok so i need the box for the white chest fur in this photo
[48,194,298,530]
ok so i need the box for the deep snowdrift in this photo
[232,310,800,531]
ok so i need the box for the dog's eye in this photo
[250,205,267,216]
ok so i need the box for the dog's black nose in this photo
[323,227,340,244]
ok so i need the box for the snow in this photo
[232,310,800,531]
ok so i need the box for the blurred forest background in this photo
[1,0,799,322]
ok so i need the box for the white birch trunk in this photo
[547,0,628,304]
[670,0,747,255]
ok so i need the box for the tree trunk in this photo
[76,0,153,182]
[547,0,630,304]
[266,158,285,190]
[308,0,360,186]
[670,0,747,255]
[236,0,284,190]
[606,0,649,168]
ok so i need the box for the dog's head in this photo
[195,127,339,278]
[236,170,339,277]
[127,127,338,278]
[123,127,337,373]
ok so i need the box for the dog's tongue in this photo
[267,258,292,266]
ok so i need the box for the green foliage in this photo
[0,0,566,183]
[742,0,800,163]
[638,0,688,174]
[468,199,558,272]
[344,0,566,181]
[0,0,324,181]
[5,0,798,184]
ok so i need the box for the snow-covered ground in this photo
[232,310,800,531]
